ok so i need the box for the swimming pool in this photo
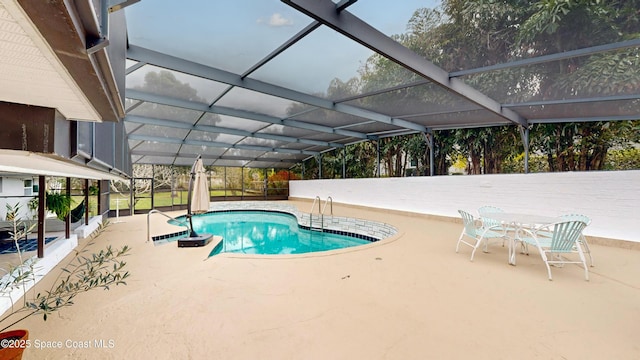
[186,210,375,256]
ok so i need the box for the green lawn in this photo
[107,190,262,210]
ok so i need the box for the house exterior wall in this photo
[290,170,640,243]
[0,176,36,220]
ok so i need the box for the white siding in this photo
[0,176,36,220]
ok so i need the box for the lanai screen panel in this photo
[215,87,306,119]
[133,141,181,154]
[339,121,404,136]
[128,102,202,124]
[200,114,267,132]
[347,0,440,38]
[127,64,229,104]
[129,125,190,139]
[124,0,310,75]
[135,155,176,165]
[248,26,379,98]
[236,137,289,149]
[179,145,227,159]
[292,108,374,128]
[408,109,511,129]
[461,53,640,104]
[307,134,360,145]
[257,124,317,138]
[508,100,640,122]
[186,131,245,145]
[343,81,483,119]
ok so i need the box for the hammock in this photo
[70,200,86,223]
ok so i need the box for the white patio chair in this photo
[456,210,508,261]
[477,206,513,245]
[560,213,593,267]
[518,219,589,281]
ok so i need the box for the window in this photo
[24,179,33,196]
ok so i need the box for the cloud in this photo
[258,13,293,27]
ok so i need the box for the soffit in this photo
[0,0,101,121]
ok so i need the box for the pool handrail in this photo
[310,196,321,215]
[309,196,333,232]
[322,196,333,216]
[146,209,191,243]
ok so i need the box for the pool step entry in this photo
[177,233,213,247]
[148,209,215,247]
[147,209,191,242]
[309,196,333,232]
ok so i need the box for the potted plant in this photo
[0,205,129,359]
[27,198,38,220]
[44,192,72,221]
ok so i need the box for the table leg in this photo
[508,224,521,265]
[508,238,516,265]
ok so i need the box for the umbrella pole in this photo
[187,156,200,237]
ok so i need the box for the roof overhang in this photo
[0,0,124,122]
[0,150,128,181]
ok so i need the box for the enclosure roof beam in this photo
[128,134,320,156]
[503,94,640,107]
[130,150,294,163]
[528,114,640,124]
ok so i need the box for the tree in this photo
[517,1,640,171]
[292,1,640,178]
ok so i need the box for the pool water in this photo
[186,211,372,256]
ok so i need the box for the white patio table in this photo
[483,212,560,265]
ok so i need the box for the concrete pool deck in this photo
[11,200,640,359]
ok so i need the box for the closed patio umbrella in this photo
[186,156,209,237]
[190,156,209,215]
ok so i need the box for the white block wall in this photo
[290,170,640,243]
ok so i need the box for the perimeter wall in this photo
[289,170,640,244]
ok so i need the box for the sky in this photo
[125,0,440,94]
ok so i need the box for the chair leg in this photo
[455,231,465,253]
[577,247,590,281]
[540,251,553,281]
[456,232,478,261]
[470,236,482,261]
[580,236,594,267]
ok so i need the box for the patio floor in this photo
[12,200,640,359]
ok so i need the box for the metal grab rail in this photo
[147,209,191,243]
[322,196,333,216]
[310,196,321,214]
[309,196,333,232]
[309,196,321,231]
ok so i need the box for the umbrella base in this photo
[178,233,213,247]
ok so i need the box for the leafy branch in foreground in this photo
[26,245,130,321]
[0,224,130,332]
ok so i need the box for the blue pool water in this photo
[184,211,372,256]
